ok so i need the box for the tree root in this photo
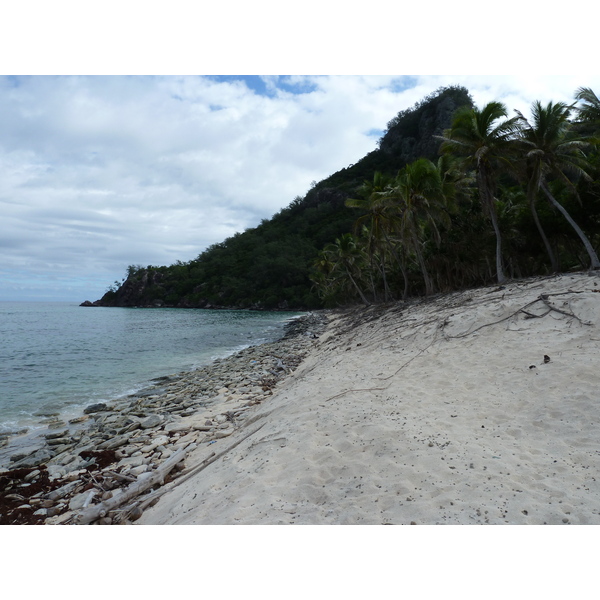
[443,292,592,339]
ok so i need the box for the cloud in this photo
[1,74,599,301]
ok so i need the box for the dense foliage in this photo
[97,85,600,310]
[313,91,600,306]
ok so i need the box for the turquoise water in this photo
[0,302,299,434]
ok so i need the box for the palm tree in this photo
[346,172,395,302]
[346,172,409,300]
[322,233,371,305]
[384,158,450,295]
[574,87,600,132]
[440,101,521,284]
[515,100,600,270]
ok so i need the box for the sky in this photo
[1,4,599,302]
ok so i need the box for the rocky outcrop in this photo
[379,86,473,166]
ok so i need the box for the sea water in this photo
[0,302,300,435]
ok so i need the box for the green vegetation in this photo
[98,85,600,310]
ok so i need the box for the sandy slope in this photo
[138,272,600,525]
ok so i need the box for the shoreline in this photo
[4,271,600,524]
[137,271,600,525]
[0,310,306,465]
[0,312,328,524]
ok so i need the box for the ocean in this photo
[0,302,300,436]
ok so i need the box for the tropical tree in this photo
[515,100,600,270]
[574,87,600,132]
[383,158,450,295]
[320,233,371,305]
[440,101,521,284]
[346,172,409,300]
[345,172,396,302]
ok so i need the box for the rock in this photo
[46,437,72,447]
[117,455,145,469]
[140,414,163,429]
[0,427,29,439]
[12,448,54,469]
[213,429,234,439]
[44,429,69,440]
[24,469,41,482]
[129,464,149,476]
[163,422,191,433]
[10,445,43,462]
[128,506,143,521]
[98,433,131,450]
[83,403,108,414]
[140,435,168,454]
[46,464,67,480]
[47,480,80,501]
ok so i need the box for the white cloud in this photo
[1,74,599,301]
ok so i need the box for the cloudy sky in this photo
[1,5,598,301]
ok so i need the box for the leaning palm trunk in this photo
[530,194,559,272]
[540,181,600,269]
[527,166,559,272]
[344,265,371,305]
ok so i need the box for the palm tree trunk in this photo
[367,251,379,303]
[488,198,507,284]
[528,169,559,272]
[382,229,409,301]
[530,195,559,272]
[541,181,600,269]
[344,266,370,305]
[378,256,392,302]
[479,170,506,284]
[410,226,434,295]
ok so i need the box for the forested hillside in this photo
[91,85,600,309]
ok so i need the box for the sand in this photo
[137,272,600,525]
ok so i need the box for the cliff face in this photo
[378,86,473,165]
[81,270,167,307]
[88,86,474,310]
[105,270,167,307]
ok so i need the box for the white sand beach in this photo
[138,271,600,525]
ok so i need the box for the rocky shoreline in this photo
[0,312,329,525]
